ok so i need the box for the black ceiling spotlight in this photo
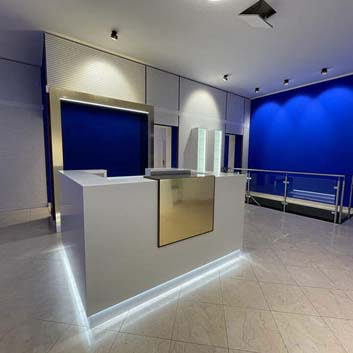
[223,74,231,81]
[255,87,260,93]
[239,0,276,29]
[321,67,328,76]
[110,30,119,40]
[283,79,290,86]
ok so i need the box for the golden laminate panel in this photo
[159,175,215,247]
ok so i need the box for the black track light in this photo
[223,74,231,81]
[255,87,260,93]
[283,79,290,86]
[321,67,328,76]
[111,30,119,40]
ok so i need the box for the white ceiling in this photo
[1,0,353,98]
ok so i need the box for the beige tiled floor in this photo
[1,205,353,352]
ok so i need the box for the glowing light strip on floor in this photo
[89,250,242,329]
[61,247,90,328]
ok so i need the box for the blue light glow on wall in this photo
[249,75,353,205]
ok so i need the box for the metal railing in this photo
[224,168,351,224]
[348,176,353,218]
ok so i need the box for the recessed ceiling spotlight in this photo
[283,79,290,86]
[110,30,119,40]
[223,74,231,81]
[255,87,260,93]
[321,67,328,76]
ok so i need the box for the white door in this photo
[228,134,236,170]
[154,125,172,168]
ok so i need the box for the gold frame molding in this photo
[48,87,154,221]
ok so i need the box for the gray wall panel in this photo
[242,99,251,169]
[0,59,46,211]
[226,93,245,135]
[146,67,179,126]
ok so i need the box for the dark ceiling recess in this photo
[239,0,276,28]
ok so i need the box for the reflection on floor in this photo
[0,205,353,352]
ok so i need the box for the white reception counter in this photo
[58,170,246,318]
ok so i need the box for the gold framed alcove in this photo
[48,87,154,222]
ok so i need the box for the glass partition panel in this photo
[249,171,286,197]
[287,174,338,205]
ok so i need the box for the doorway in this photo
[224,133,243,171]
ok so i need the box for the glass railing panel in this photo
[286,174,338,205]
[347,176,353,217]
[249,171,286,197]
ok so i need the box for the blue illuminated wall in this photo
[171,126,179,168]
[249,74,353,205]
[61,101,149,177]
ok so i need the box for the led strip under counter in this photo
[88,249,242,329]
[58,170,246,324]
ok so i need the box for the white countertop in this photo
[59,169,243,187]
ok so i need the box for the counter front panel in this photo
[148,174,215,247]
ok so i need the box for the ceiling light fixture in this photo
[110,30,119,40]
[321,67,328,76]
[223,74,231,81]
[239,0,276,29]
[255,87,260,93]
[283,79,290,86]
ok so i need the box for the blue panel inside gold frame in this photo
[61,101,149,177]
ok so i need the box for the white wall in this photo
[146,67,179,126]
[45,33,250,171]
[0,58,47,211]
[179,78,226,171]
[0,30,43,66]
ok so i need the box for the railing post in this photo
[348,176,353,218]
[283,173,289,213]
[334,178,341,224]
[246,171,251,204]
[338,178,346,224]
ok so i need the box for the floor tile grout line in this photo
[117,308,130,332]
[107,332,173,353]
[113,330,172,343]
[314,264,346,289]
[113,331,231,350]
[105,331,119,353]
[35,318,89,328]
[255,271,290,353]
[288,277,353,322]
[287,284,321,316]
[263,260,353,353]
[168,286,181,349]
[33,318,76,353]
[173,297,229,348]
[320,317,350,353]
[258,281,320,315]
[219,270,230,350]
[169,338,229,350]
